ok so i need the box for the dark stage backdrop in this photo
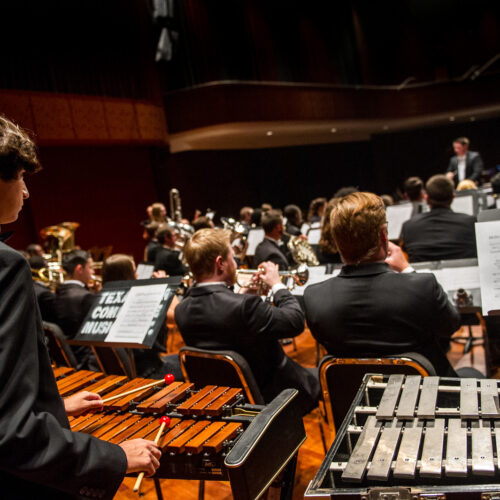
[7,146,158,263]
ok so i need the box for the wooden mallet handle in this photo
[101,373,175,404]
[133,416,171,494]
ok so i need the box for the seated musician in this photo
[175,228,320,416]
[239,205,253,232]
[316,198,342,265]
[403,176,427,215]
[303,192,463,377]
[283,204,303,236]
[254,209,294,270]
[154,224,187,276]
[0,115,159,498]
[400,174,477,262]
[29,255,57,323]
[143,220,160,264]
[101,253,183,380]
[307,197,326,224]
[54,249,99,368]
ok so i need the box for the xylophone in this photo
[306,373,500,499]
[53,367,306,500]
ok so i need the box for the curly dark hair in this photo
[0,115,41,181]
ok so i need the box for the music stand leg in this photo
[198,479,205,500]
[154,477,164,500]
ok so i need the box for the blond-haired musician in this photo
[175,228,320,416]
[304,191,468,378]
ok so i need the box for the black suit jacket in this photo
[400,207,477,262]
[254,238,291,270]
[146,240,161,264]
[55,283,96,339]
[175,284,319,414]
[34,280,57,324]
[154,247,186,276]
[0,242,126,499]
[446,150,483,184]
[304,262,460,376]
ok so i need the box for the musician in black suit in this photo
[254,209,293,270]
[446,137,483,186]
[400,175,477,262]
[154,224,187,276]
[175,228,320,416]
[0,115,160,498]
[283,204,302,236]
[304,192,460,377]
[29,255,58,323]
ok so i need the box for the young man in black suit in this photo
[400,174,477,262]
[154,224,187,276]
[254,209,293,270]
[304,191,461,377]
[0,115,160,498]
[446,136,483,186]
[175,228,319,416]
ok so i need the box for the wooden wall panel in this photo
[0,89,168,146]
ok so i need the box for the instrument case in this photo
[306,374,500,500]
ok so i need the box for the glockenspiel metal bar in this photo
[396,375,421,420]
[419,418,445,478]
[461,379,479,419]
[376,375,404,420]
[445,419,468,477]
[393,422,422,479]
[367,378,500,395]
[480,380,500,418]
[471,422,495,476]
[367,420,401,481]
[341,416,381,482]
[416,377,439,419]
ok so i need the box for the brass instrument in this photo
[31,262,65,286]
[221,217,247,242]
[236,264,309,294]
[286,234,319,266]
[169,188,182,223]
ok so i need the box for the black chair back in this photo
[92,346,134,378]
[319,354,434,433]
[179,346,265,405]
[477,208,500,222]
[42,321,78,368]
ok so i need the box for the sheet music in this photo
[386,204,414,240]
[476,221,500,314]
[106,283,168,344]
[415,267,480,293]
[136,263,154,280]
[293,266,340,296]
[246,228,264,256]
[307,228,321,245]
[452,195,474,216]
[300,223,310,235]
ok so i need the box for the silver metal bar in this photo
[396,375,421,419]
[416,377,439,419]
[367,421,401,481]
[460,378,479,419]
[341,416,380,483]
[480,379,500,418]
[393,422,422,479]
[376,375,404,420]
[445,419,468,477]
[420,419,445,478]
[471,423,495,476]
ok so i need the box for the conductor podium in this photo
[306,373,500,499]
[53,368,305,500]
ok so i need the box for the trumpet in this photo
[236,264,309,294]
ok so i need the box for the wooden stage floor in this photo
[116,324,489,499]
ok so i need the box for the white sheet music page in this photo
[452,195,474,216]
[440,266,480,291]
[476,221,500,314]
[386,204,414,240]
[106,283,168,344]
[246,228,265,256]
